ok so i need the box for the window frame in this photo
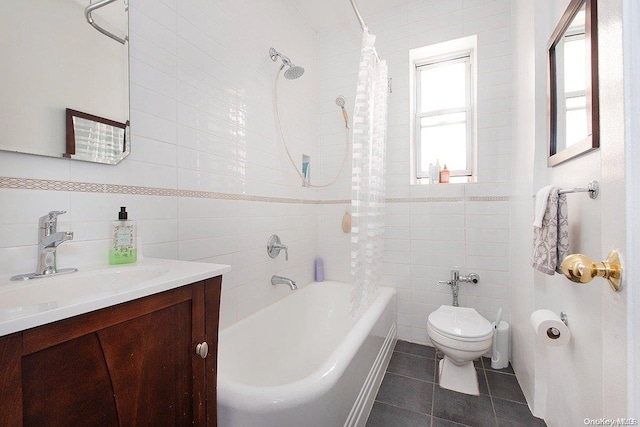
[414,52,474,181]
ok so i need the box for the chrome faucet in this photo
[439,270,479,307]
[37,211,74,275]
[11,211,78,280]
[271,275,297,290]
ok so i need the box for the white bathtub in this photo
[217,281,397,427]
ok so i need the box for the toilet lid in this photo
[428,305,493,339]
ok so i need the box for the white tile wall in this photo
[316,0,513,344]
[0,0,319,326]
[1,0,513,338]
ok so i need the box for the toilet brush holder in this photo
[491,320,510,369]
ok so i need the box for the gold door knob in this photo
[560,250,622,292]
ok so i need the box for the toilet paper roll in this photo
[530,309,571,347]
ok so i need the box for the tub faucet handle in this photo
[267,234,289,261]
[277,244,289,261]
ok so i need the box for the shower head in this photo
[270,47,305,80]
[336,96,346,107]
[284,65,305,80]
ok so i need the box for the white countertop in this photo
[0,257,231,337]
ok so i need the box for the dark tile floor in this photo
[366,340,547,427]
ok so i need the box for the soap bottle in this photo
[109,207,137,265]
[439,164,450,183]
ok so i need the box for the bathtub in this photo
[217,281,396,427]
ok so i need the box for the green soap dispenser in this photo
[109,207,137,265]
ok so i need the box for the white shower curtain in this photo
[350,29,389,317]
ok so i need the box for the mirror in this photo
[0,0,129,164]
[547,0,599,166]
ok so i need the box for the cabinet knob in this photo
[195,342,209,359]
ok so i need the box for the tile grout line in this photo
[384,371,436,385]
[371,398,432,417]
[431,357,437,427]
[392,349,437,360]
[482,364,501,426]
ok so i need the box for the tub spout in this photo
[271,275,297,290]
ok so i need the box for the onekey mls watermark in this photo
[584,419,638,426]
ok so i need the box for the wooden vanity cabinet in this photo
[0,276,222,426]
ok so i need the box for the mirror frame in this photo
[547,0,599,167]
[65,109,129,165]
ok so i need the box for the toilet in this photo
[427,305,494,395]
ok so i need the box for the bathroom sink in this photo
[0,257,231,337]
[0,266,168,321]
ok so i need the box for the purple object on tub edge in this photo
[315,258,324,282]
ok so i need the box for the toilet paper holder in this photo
[560,250,622,292]
[560,311,568,326]
[548,312,568,338]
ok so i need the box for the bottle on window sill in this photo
[432,159,442,184]
[429,162,439,184]
[439,164,450,184]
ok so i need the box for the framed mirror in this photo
[547,0,599,167]
[0,0,129,164]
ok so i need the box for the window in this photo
[562,32,587,147]
[410,37,477,183]
[560,11,587,148]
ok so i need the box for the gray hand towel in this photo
[531,188,569,275]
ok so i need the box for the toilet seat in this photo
[428,305,493,341]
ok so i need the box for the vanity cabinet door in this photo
[0,276,222,426]
[0,332,21,426]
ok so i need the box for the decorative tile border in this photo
[467,196,510,202]
[386,197,465,203]
[0,177,509,204]
[0,177,112,194]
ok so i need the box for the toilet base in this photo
[438,357,480,396]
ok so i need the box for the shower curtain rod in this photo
[348,0,382,64]
[349,0,367,31]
